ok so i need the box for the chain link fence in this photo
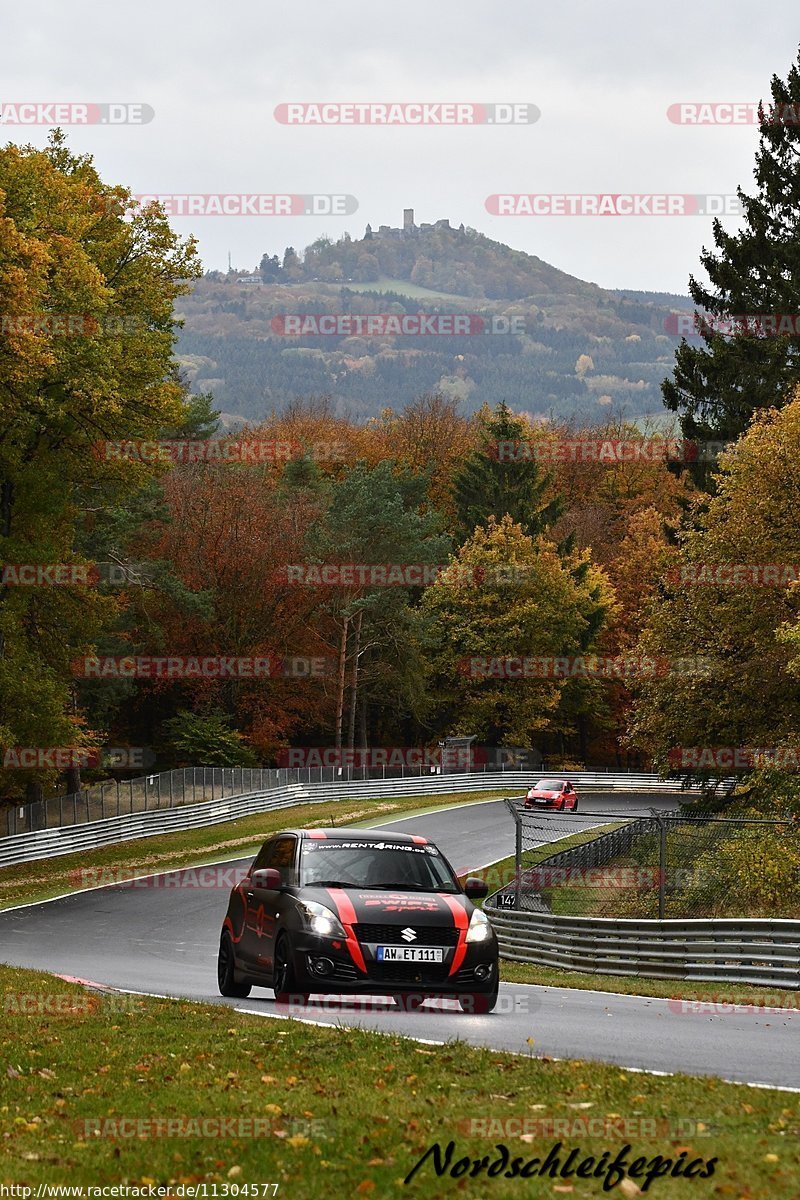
[496,799,800,920]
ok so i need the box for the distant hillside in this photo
[175,215,691,423]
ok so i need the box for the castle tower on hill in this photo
[369,210,452,240]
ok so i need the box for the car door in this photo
[237,838,276,971]
[246,835,298,978]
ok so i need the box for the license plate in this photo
[534,798,549,804]
[376,946,444,963]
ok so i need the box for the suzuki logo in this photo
[400,927,417,942]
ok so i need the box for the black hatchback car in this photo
[217,828,499,1012]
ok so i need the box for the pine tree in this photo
[452,402,563,541]
[663,48,800,455]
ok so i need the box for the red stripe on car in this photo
[325,887,367,973]
[411,835,427,844]
[306,829,327,839]
[442,895,469,976]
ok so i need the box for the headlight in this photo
[299,900,346,939]
[465,908,493,944]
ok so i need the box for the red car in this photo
[524,778,579,811]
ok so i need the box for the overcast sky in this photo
[0,1,795,293]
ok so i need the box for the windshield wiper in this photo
[306,879,353,888]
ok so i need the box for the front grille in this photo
[368,962,452,986]
[354,923,459,947]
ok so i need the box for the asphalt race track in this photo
[0,792,796,1090]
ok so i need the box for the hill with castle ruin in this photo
[175,212,694,425]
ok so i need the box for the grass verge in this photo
[0,789,515,912]
[0,965,796,1197]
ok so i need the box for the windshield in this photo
[535,779,565,791]
[300,839,460,892]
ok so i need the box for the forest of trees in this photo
[176,273,680,423]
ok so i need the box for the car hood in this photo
[304,885,472,926]
[527,790,560,799]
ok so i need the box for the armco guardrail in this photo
[484,904,800,989]
[0,771,688,868]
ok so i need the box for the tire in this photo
[273,933,309,1005]
[392,993,426,1011]
[217,932,251,998]
[459,988,499,1014]
[572,797,579,812]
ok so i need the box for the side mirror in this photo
[251,867,282,890]
[463,876,488,899]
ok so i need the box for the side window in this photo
[270,837,298,886]
[252,839,276,873]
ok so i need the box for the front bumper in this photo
[290,930,499,995]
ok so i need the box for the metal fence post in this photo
[514,806,522,909]
[658,817,667,920]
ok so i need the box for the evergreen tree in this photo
[452,402,563,541]
[663,48,800,459]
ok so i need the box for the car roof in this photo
[276,828,425,844]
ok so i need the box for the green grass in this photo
[0,965,796,1197]
[339,276,475,302]
[0,789,515,912]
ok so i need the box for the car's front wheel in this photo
[458,988,498,1014]
[273,933,309,1005]
[217,932,251,998]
